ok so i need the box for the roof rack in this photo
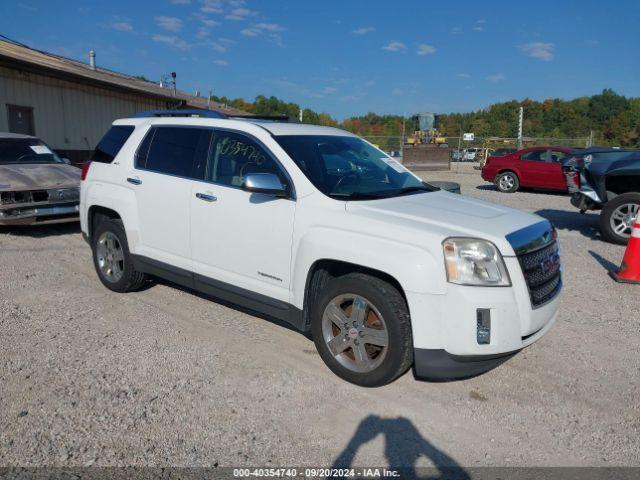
[231,114,291,122]
[135,109,228,119]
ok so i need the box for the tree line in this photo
[211,89,640,148]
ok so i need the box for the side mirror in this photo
[242,173,288,197]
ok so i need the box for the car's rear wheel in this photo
[311,273,413,387]
[495,171,519,193]
[92,218,147,292]
[600,193,640,245]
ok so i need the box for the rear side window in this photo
[520,150,548,162]
[139,126,211,178]
[91,125,134,163]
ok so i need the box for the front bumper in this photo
[413,348,518,380]
[0,202,80,225]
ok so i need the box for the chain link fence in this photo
[359,135,590,155]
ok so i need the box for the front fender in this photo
[290,226,446,309]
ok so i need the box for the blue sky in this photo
[2,0,640,119]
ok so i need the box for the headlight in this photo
[443,238,511,286]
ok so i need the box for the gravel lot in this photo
[1,163,638,469]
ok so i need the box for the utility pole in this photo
[401,114,406,160]
[517,106,524,150]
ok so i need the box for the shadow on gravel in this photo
[588,250,619,272]
[0,222,81,238]
[534,209,600,240]
[331,415,470,479]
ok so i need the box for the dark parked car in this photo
[0,132,80,225]
[481,146,573,193]
[565,147,640,244]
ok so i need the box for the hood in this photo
[0,163,81,191]
[345,190,547,256]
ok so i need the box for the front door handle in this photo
[196,192,217,202]
[127,177,142,185]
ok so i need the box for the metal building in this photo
[0,38,246,164]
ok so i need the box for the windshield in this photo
[274,135,432,200]
[0,138,64,165]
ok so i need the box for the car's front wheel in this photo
[92,218,147,292]
[311,273,413,387]
[495,171,519,193]
[600,193,640,245]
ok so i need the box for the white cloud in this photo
[196,27,210,39]
[152,34,189,50]
[241,28,260,36]
[322,87,337,94]
[391,88,404,96]
[111,21,133,32]
[416,44,436,56]
[201,0,223,13]
[450,26,462,34]
[214,59,229,66]
[456,73,471,78]
[486,73,505,82]
[352,26,375,35]
[383,41,406,52]
[211,41,228,52]
[171,0,191,4]
[520,42,555,61]
[201,18,220,27]
[155,16,183,32]
[255,22,283,32]
[226,7,256,20]
[472,19,487,32]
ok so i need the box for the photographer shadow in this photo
[331,415,470,479]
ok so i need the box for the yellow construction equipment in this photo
[405,113,448,146]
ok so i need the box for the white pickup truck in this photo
[80,111,561,386]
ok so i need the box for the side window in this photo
[206,131,285,187]
[91,125,134,163]
[520,150,547,162]
[550,151,567,163]
[143,127,211,178]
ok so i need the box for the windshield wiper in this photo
[394,186,430,196]
[328,192,387,200]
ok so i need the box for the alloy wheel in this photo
[96,231,125,283]
[610,203,640,238]
[321,294,389,373]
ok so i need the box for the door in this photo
[547,149,570,190]
[518,149,559,187]
[190,129,295,304]
[130,126,211,271]
[7,105,35,135]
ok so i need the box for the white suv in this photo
[80,110,561,386]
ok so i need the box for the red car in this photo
[481,146,573,193]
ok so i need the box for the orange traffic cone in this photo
[609,216,640,284]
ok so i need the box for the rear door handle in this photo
[127,177,142,185]
[196,192,217,202]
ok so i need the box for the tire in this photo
[311,273,413,387]
[599,193,640,245]
[495,171,519,193]
[91,218,147,292]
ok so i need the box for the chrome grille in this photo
[517,241,562,308]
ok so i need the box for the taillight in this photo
[80,161,91,181]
